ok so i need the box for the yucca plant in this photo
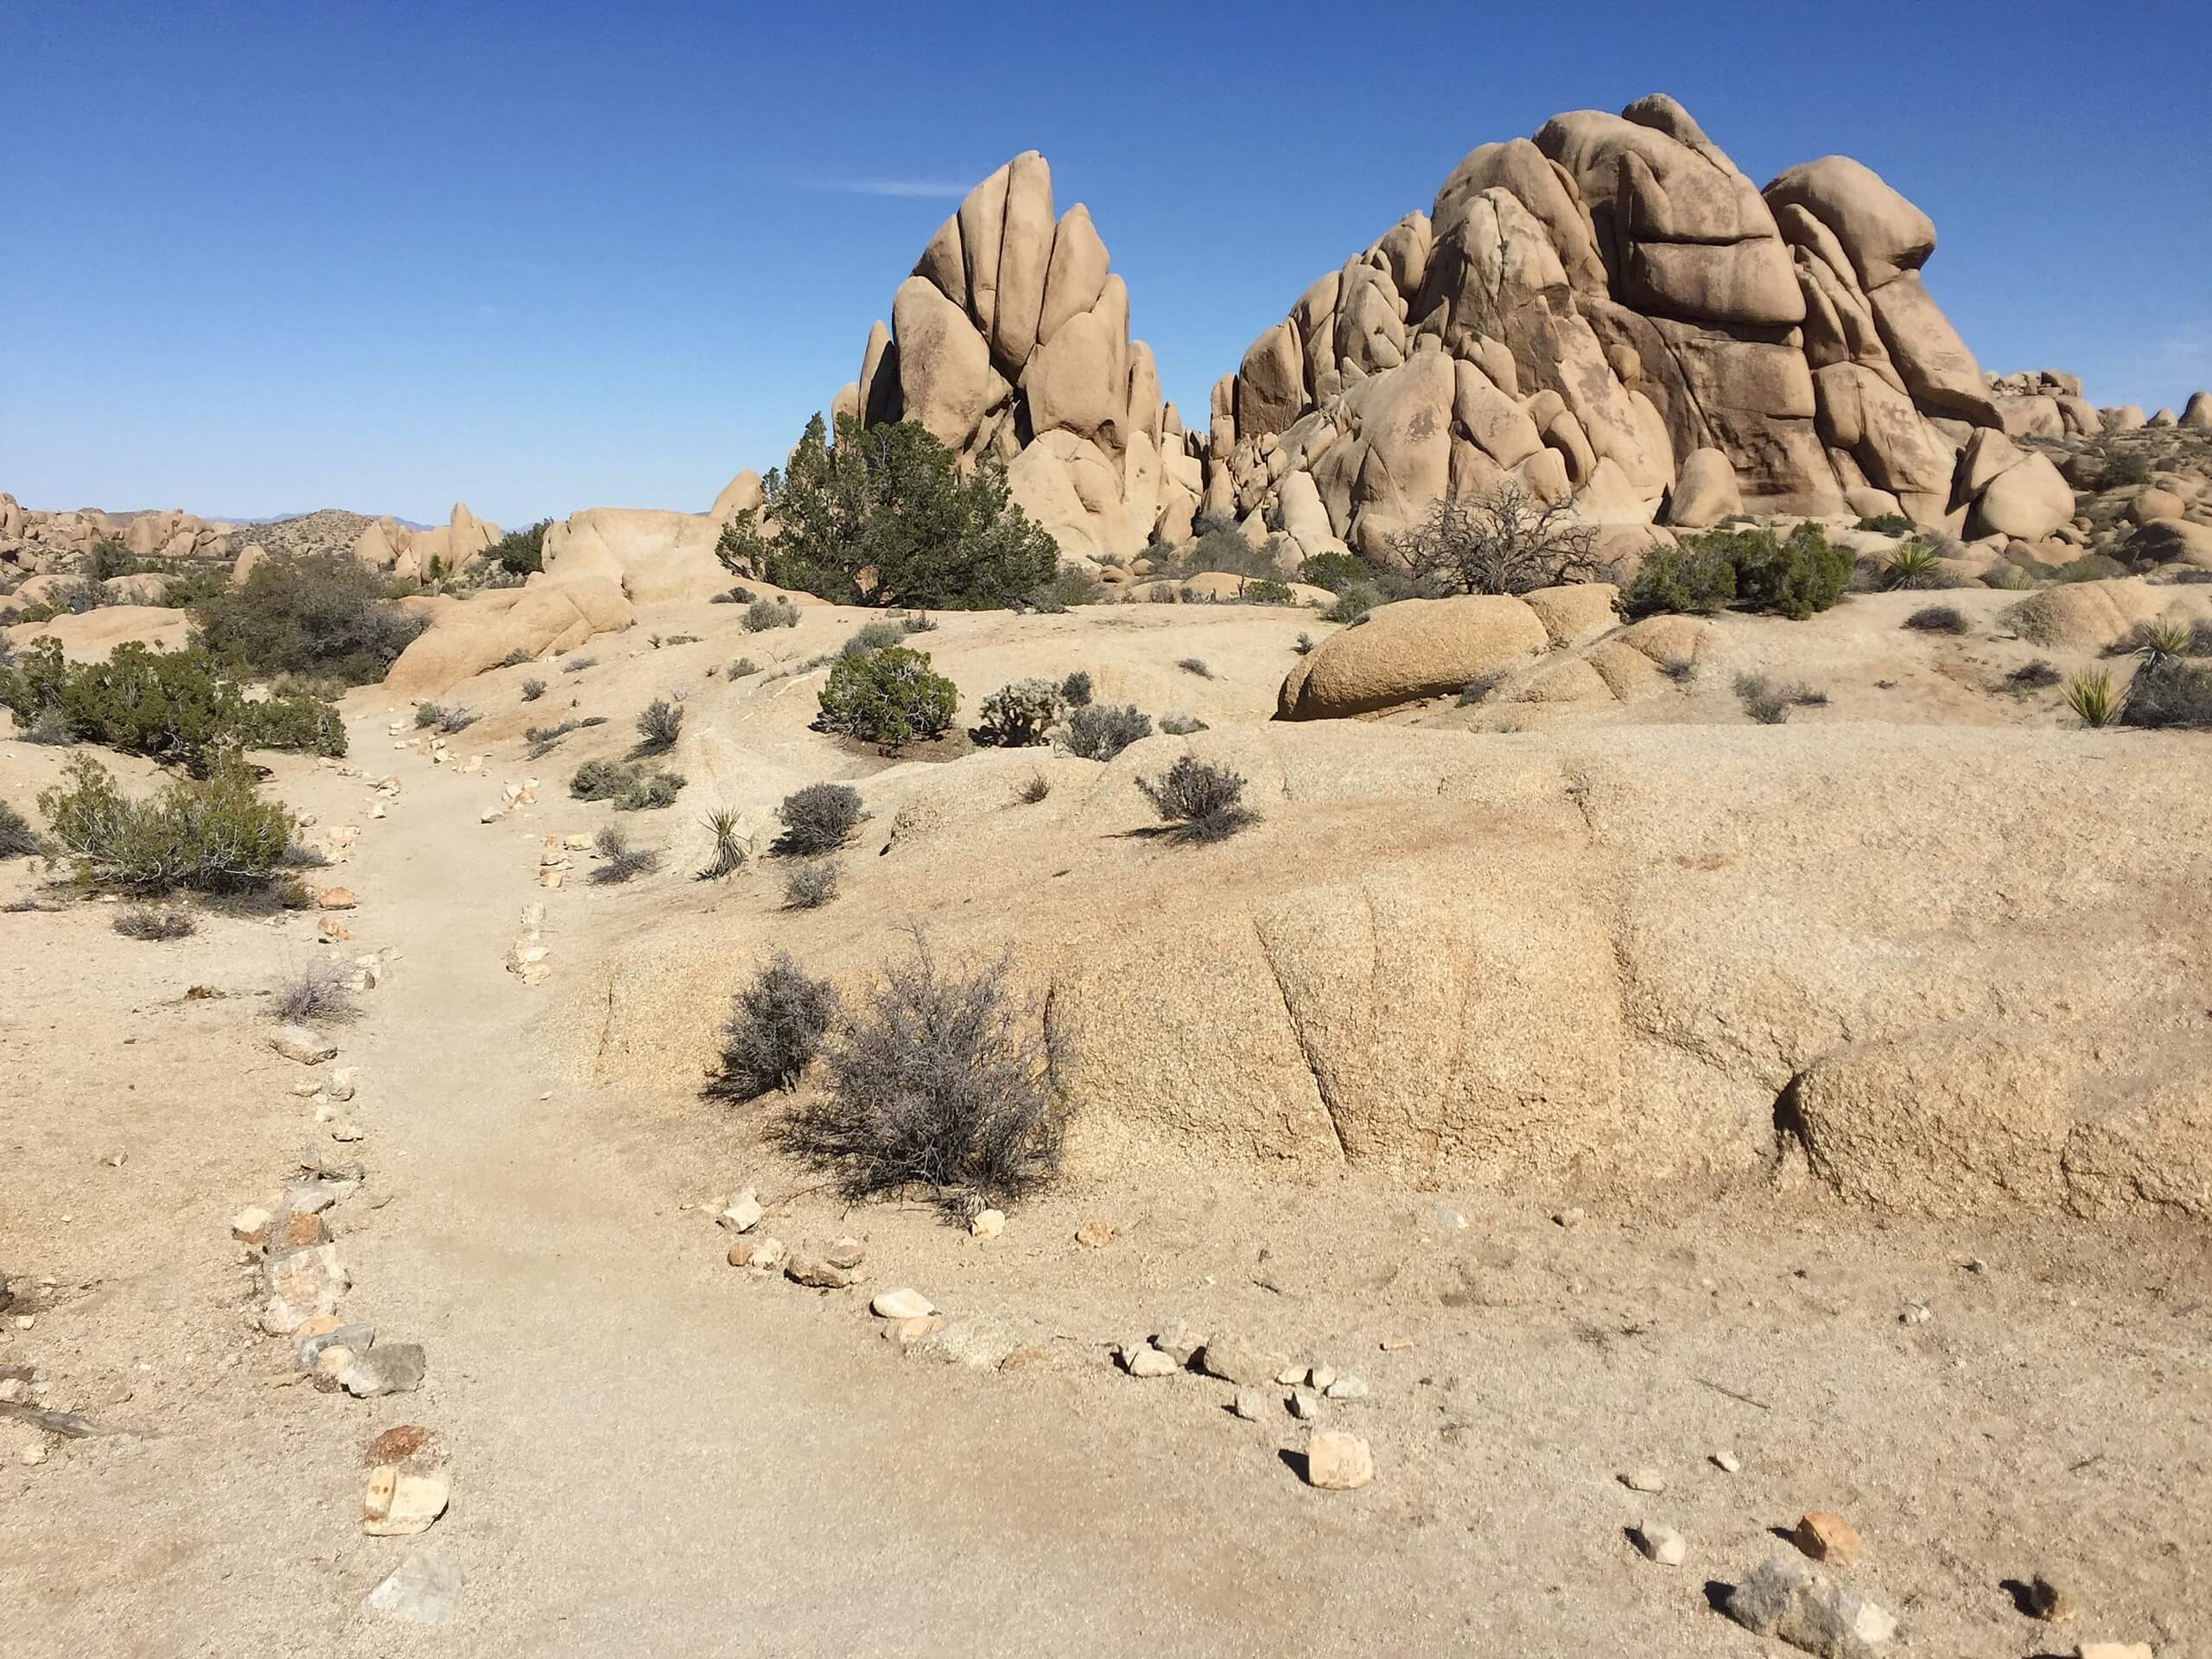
[696,809,746,880]
[2063,669,2120,728]
[1881,542,1944,590]
[2129,620,2194,666]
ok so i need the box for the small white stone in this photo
[1308,1364,1338,1391]
[1900,1302,1933,1325]
[1634,1522,1687,1567]
[1275,1364,1308,1387]
[1230,1389,1263,1421]
[1433,1206,1467,1230]
[870,1288,935,1321]
[13,1315,33,1331]
[18,1441,47,1467]
[1621,1467,1667,1494]
[1713,1451,1742,1474]
[1324,1376,1369,1400]
[1125,1345,1179,1378]
[718,1188,764,1234]
[969,1209,1005,1239]
[1288,1389,1319,1421]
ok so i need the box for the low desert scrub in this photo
[713,586,755,605]
[696,809,746,880]
[589,823,660,884]
[782,856,842,910]
[1292,632,1316,655]
[1323,582,1381,623]
[561,654,597,673]
[1177,657,1214,679]
[1458,672,1504,706]
[520,677,547,702]
[268,958,357,1024]
[278,841,332,869]
[1016,772,1052,804]
[728,657,760,678]
[1904,605,1970,634]
[815,646,958,749]
[978,678,1065,747]
[1733,673,1827,725]
[2062,670,2120,728]
[2004,658,2062,692]
[776,936,1065,1211]
[840,618,909,658]
[1239,578,1296,606]
[1135,755,1256,844]
[497,647,533,667]
[114,905,197,940]
[39,753,293,894]
[1393,481,1599,595]
[1656,657,1697,684]
[0,800,40,859]
[709,950,840,1100]
[1621,542,1736,618]
[1158,714,1208,735]
[413,702,477,734]
[1855,512,1914,536]
[633,696,684,753]
[569,758,685,810]
[2118,658,2212,729]
[1626,524,1852,620]
[744,595,801,632]
[774,782,862,855]
[190,548,423,685]
[1061,702,1151,761]
[22,709,74,746]
[1058,670,1093,707]
[1,639,345,769]
[1298,550,1367,593]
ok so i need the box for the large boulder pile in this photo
[836,153,1192,570]
[0,498,231,578]
[1203,95,2020,563]
[349,503,500,585]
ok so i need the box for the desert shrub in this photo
[486,519,550,577]
[160,564,231,609]
[709,950,840,1101]
[1709,523,1852,620]
[1298,550,1368,593]
[190,550,424,685]
[1059,670,1093,708]
[777,935,1064,1209]
[1879,543,1948,590]
[569,759,684,810]
[81,537,141,582]
[413,702,444,728]
[1292,632,1316,655]
[0,639,345,769]
[978,678,1065,747]
[589,823,660,883]
[783,855,842,910]
[268,957,356,1022]
[1904,605,1970,634]
[37,753,296,894]
[775,782,862,855]
[1165,527,1285,582]
[1158,715,1209,734]
[728,657,759,678]
[115,905,196,940]
[1177,657,1214,679]
[720,412,1058,609]
[713,586,756,605]
[815,646,958,750]
[497,647,533,667]
[2118,658,2212,729]
[1393,481,1599,595]
[1016,772,1052,804]
[1621,542,1737,618]
[1656,656,1697,683]
[413,702,475,734]
[22,709,74,745]
[1324,582,1380,623]
[1458,673,1503,705]
[2056,553,2127,583]
[1856,512,1914,536]
[2063,669,2120,728]
[561,653,597,673]
[1240,578,1297,606]
[1024,565,1103,612]
[278,841,332,870]
[743,595,800,632]
[0,799,38,859]
[1062,702,1151,761]
[2005,658,2062,692]
[2102,450,2151,487]
[696,809,747,880]
[518,677,546,702]
[15,577,107,623]
[1981,563,2035,591]
[1135,755,1256,843]
[1733,672,1826,725]
[841,618,908,658]
[634,696,684,753]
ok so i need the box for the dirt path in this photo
[4,720,2206,1657]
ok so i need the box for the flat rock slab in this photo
[362,1545,465,1624]
[341,1343,426,1398]
[268,1026,338,1065]
[362,1467,450,1536]
[1304,1430,1373,1491]
[1196,1332,1285,1388]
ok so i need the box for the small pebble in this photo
[1620,1468,1667,1494]
[1288,1389,1319,1421]
[1554,1207,1586,1230]
[870,1288,935,1321]
[2025,1569,2076,1623]
[1793,1510,1863,1566]
[1712,1451,1742,1474]
[1433,1206,1467,1230]
[1274,1364,1308,1387]
[1308,1364,1338,1392]
[1324,1376,1369,1401]
[1124,1345,1178,1378]
[1634,1522,1687,1567]
[969,1209,1005,1239]
[1900,1302,1932,1325]
[1230,1389,1262,1421]
[1303,1430,1373,1491]
[18,1442,46,1467]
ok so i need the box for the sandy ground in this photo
[2,593,2207,1657]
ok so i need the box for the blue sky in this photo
[7,2,2209,526]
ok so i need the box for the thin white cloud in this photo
[2154,322,2212,376]
[810,178,972,200]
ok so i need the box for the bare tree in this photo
[1391,481,1600,595]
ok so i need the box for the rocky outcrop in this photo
[842,154,1181,571]
[1205,95,2003,563]
[350,503,500,585]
